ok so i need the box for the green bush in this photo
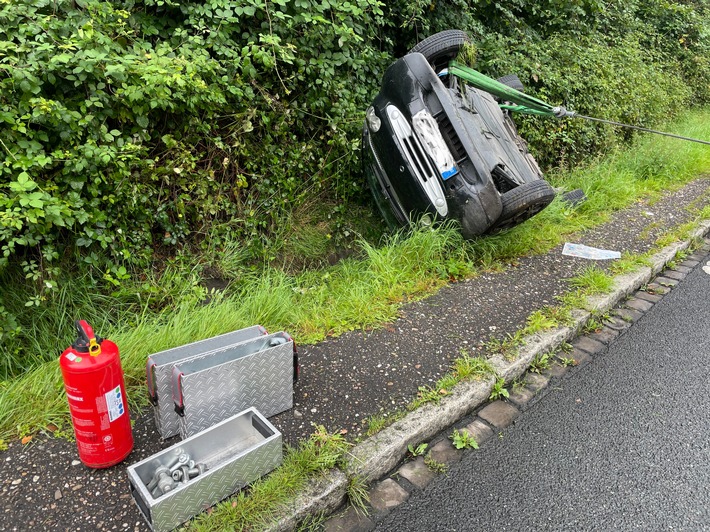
[0,0,389,274]
[475,32,692,167]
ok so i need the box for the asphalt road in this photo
[376,253,710,531]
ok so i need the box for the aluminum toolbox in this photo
[172,332,295,439]
[146,325,268,440]
[127,408,282,532]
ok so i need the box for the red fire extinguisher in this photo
[60,320,133,468]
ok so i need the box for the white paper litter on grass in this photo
[562,243,621,260]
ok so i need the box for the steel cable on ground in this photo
[563,114,710,146]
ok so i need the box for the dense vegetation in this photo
[1,0,709,376]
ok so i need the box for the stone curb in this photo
[267,219,710,531]
[345,376,495,483]
[271,470,348,532]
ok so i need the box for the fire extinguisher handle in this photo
[75,320,94,343]
[74,320,102,356]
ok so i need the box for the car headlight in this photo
[366,107,381,133]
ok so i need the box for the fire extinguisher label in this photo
[105,385,126,422]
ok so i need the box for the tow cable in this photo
[447,61,710,146]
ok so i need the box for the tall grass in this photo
[1,108,710,440]
[553,110,710,202]
[0,224,473,438]
[0,275,121,378]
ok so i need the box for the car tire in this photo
[496,74,525,92]
[489,180,556,232]
[409,30,470,72]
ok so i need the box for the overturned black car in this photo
[363,30,556,238]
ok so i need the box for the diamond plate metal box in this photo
[146,325,267,439]
[172,332,294,439]
[127,408,282,532]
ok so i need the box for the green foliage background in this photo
[1,0,709,376]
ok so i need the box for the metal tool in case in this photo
[127,408,282,532]
[172,332,295,439]
[143,449,208,498]
[146,325,267,439]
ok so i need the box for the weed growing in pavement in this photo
[289,425,351,473]
[408,352,494,411]
[437,373,459,393]
[364,410,405,437]
[639,221,663,241]
[296,512,328,531]
[424,452,448,473]
[407,442,429,458]
[673,249,690,262]
[597,310,612,322]
[452,352,494,380]
[364,413,389,437]
[555,288,588,310]
[655,219,698,249]
[450,428,479,450]
[641,283,664,295]
[347,474,370,514]
[609,252,653,275]
[525,305,576,334]
[489,377,510,401]
[545,305,575,327]
[655,232,677,248]
[410,386,445,410]
[583,317,604,334]
[484,330,526,360]
[570,265,615,295]
[556,355,576,367]
[530,352,553,373]
[525,309,559,333]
